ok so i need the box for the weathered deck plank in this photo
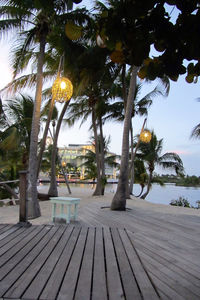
[92,227,107,300]
[40,226,81,300]
[0,199,200,300]
[0,225,159,300]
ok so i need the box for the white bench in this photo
[50,197,81,224]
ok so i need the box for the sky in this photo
[0,1,200,176]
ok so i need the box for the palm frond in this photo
[190,123,200,139]
[11,29,37,77]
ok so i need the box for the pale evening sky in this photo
[0,0,199,176]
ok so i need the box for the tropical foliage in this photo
[0,0,200,214]
[136,131,184,199]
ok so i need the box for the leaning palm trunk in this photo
[141,169,153,199]
[129,122,135,195]
[99,116,106,195]
[48,101,70,197]
[92,108,102,196]
[111,66,138,210]
[57,154,71,194]
[37,97,55,177]
[135,184,145,198]
[129,118,146,194]
[1,183,18,199]
[27,35,46,219]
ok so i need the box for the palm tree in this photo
[0,94,34,168]
[0,95,34,198]
[132,158,148,197]
[0,0,86,218]
[77,140,118,183]
[65,44,120,195]
[137,131,184,199]
[104,79,168,196]
[92,0,173,210]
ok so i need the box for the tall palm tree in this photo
[93,0,173,210]
[137,131,184,199]
[104,79,168,195]
[65,44,120,195]
[0,0,85,218]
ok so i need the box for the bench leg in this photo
[61,204,64,215]
[66,204,71,224]
[74,204,78,221]
[52,203,56,221]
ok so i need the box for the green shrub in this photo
[170,197,190,208]
[0,188,11,200]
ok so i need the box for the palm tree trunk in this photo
[1,183,18,199]
[135,184,144,198]
[129,118,147,194]
[141,169,153,199]
[129,122,134,195]
[27,34,46,219]
[48,101,70,197]
[111,66,138,210]
[37,97,55,177]
[122,63,130,199]
[57,154,71,194]
[92,107,102,196]
[122,63,127,109]
[99,116,106,195]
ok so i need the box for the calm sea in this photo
[105,183,200,207]
[53,182,200,208]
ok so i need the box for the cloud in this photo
[167,149,190,155]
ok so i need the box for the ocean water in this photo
[105,183,200,207]
[46,182,200,208]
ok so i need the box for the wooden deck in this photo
[0,224,158,300]
[0,200,200,299]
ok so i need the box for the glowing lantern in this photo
[62,161,66,167]
[52,77,73,103]
[46,136,53,146]
[140,130,152,143]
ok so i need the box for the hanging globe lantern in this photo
[62,161,66,167]
[140,130,152,143]
[52,77,73,103]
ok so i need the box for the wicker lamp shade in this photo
[140,130,152,143]
[52,77,73,103]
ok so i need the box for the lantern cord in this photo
[57,53,65,78]
[140,118,147,134]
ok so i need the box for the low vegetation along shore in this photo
[154,174,200,187]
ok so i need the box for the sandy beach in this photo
[0,184,199,225]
